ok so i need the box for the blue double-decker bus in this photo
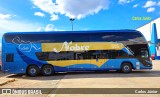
[2,30,152,76]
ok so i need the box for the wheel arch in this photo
[26,64,40,74]
[41,64,54,69]
[121,61,134,69]
[41,64,54,76]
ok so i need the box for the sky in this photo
[0,0,160,42]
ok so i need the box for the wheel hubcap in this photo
[124,65,130,71]
[30,68,36,74]
[44,68,52,75]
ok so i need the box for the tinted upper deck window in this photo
[4,33,90,44]
[4,31,146,44]
[89,32,145,42]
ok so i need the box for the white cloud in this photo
[36,27,44,31]
[0,19,41,32]
[31,0,110,20]
[158,1,160,6]
[118,0,134,4]
[0,13,39,32]
[31,0,58,14]
[34,12,45,17]
[36,24,59,32]
[50,14,59,21]
[56,0,109,19]
[147,7,155,12]
[143,0,156,8]
[0,14,12,20]
[133,4,138,8]
[45,24,58,31]
[32,0,59,21]
[143,0,160,13]
[0,14,39,32]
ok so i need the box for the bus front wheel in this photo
[121,63,132,73]
[27,65,40,76]
[42,65,54,76]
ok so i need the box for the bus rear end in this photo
[2,33,27,74]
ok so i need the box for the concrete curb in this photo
[0,78,15,86]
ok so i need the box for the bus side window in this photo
[105,51,112,59]
[110,50,118,59]
[76,53,83,60]
[36,52,49,61]
[6,53,14,62]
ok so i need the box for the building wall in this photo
[137,17,160,59]
[137,18,160,41]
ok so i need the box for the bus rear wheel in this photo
[42,65,54,76]
[121,63,132,73]
[27,65,40,77]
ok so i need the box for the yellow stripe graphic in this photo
[47,59,109,67]
[42,42,124,52]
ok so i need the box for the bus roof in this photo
[4,30,141,35]
[3,29,147,45]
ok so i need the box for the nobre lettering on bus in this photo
[53,41,90,53]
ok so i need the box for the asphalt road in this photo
[0,60,160,97]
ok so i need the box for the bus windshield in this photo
[141,49,149,58]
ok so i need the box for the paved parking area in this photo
[0,60,160,97]
[49,61,160,97]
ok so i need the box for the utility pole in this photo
[70,18,75,31]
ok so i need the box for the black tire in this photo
[121,63,132,73]
[27,65,40,77]
[42,65,54,76]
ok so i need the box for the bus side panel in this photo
[2,44,28,74]
[2,42,43,74]
[2,36,5,71]
[101,58,152,70]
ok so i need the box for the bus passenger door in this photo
[90,51,105,70]
[75,51,91,70]
[103,50,116,70]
